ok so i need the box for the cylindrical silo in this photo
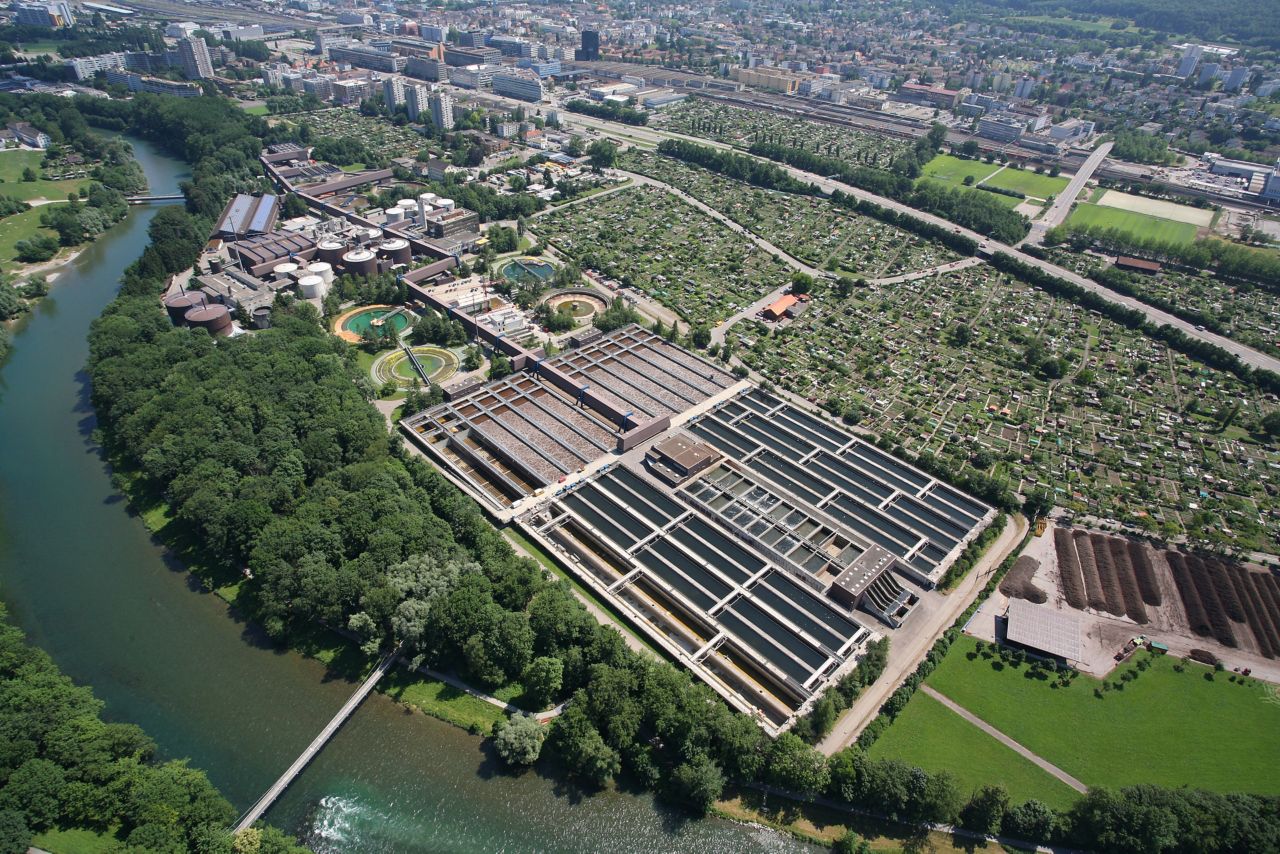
[317,239,346,265]
[341,248,377,277]
[164,292,205,326]
[296,274,326,300]
[272,261,299,281]
[378,238,411,266]
[364,227,381,243]
[208,257,223,274]
[416,193,436,223]
[252,306,272,330]
[437,198,454,211]
[397,198,417,214]
[306,261,334,285]
[386,207,404,224]
[184,304,233,337]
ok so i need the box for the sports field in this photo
[1066,203,1199,245]
[1095,189,1215,226]
[920,154,1001,189]
[866,691,1081,810]
[927,635,1280,795]
[983,166,1069,199]
[0,206,57,264]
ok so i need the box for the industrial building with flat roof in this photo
[400,328,994,732]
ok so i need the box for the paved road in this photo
[921,685,1088,792]
[817,514,1028,755]
[1025,141,1113,245]
[564,112,1280,374]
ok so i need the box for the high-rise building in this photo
[492,70,545,102]
[1177,45,1203,80]
[420,24,446,43]
[576,30,600,61]
[13,1,74,28]
[1199,62,1221,86]
[1224,66,1250,92]
[383,76,406,108]
[405,84,429,121]
[1013,75,1036,99]
[177,36,214,80]
[429,91,454,130]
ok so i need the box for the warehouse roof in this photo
[1005,598,1082,662]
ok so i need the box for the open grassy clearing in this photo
[983,167,1069,199]
[535,184,793,326]
[928,635,1280,795]
[1066,203,1199,244]
[381,669,507,732]
[866,690,1081,810]
[734,262,1280,550]
[1094,189,1215,226]
[31,827,120,854]
[921,154,1002,189]
[0,205,58,264]
[0,149,88,201]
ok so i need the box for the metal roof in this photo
[1005,598,1082,661]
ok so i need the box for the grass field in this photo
[867,691,1081,810]
[0,149,88,202]
[928,635,1280,795]
[0,206,57,264]
[241,104,270,115]
[983,167,1069,199]
[920,154,1001,189]
[1066,203,1199,245]
[1094,189,1215,226]
[381,669,506,732]
[32,827,118,854]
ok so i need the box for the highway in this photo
[557,109,1280,374]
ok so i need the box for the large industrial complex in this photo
[402,324,994,732]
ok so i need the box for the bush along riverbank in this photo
[73,91,1280,854]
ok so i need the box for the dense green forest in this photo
[942,0,1280,50]
[0,604,307,853]
[29,89,1274,853]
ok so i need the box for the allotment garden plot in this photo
[659,98,908,171]
[735,263,1280,551]
[534,185,793,326]
[1046,247,1280,358]
[284,108,427,163]
[624,151,959,278]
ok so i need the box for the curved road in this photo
[559,110,1280,374]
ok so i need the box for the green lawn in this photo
[982,167,1069,199]
[32,827,119,854]
[0,149,88,201]
[928,635,1280,795]
[381,669,506,732]
[241,104,269,115]
[0,206,56,263]
[1066,203,1199,245]
[920,154,1001,189]
[867,691,1081,810]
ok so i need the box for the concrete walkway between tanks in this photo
[818,514,1028,755]
[920,685,1088,793]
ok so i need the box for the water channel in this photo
[0,137,809,852]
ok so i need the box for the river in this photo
[0,137,809,852]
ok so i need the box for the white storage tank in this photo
[437,198,455,211]
[397,198,418,212]
[272,262,299,281]
[306,261,334,284]
[341,248,378,277]
[364,227,381,242]
[296,274,326,300]
[386,207,404,224]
